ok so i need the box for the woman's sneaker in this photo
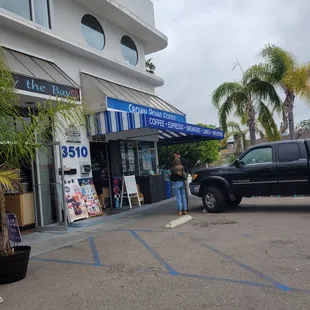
[177,211,182,216]
[183,211,188,215]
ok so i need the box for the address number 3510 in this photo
[62,146,88,158]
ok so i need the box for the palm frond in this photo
[227,121,243,133]
[212,82,245,109]
[257,100,281,141]
[243,63,278,85]
[282,63,310,100]
[218,99,235,132]
[0,167,19,191]
[247,78,282,112]
[261,44,296,80]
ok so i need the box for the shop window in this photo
[120,35,138,66]
[120,141,137,175]
[138,142,156,176]
[81,14,105,51]
[0,0,51,28]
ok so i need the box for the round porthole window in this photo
[120,35,138,66]
[81,14,105,50]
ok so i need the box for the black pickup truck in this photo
[190,140,310,213]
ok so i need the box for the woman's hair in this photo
[172,158,184,176]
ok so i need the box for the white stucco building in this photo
[0,0,223,231]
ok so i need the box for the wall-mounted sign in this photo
[106,97,187,123]
[62,146,88,158]
[13,74,80,100]
[145,115,225,139]
[65,124,81,143]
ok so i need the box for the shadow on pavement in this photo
[227,204,310,214]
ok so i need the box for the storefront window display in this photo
[120,141,138,175]
[138,142,156,175]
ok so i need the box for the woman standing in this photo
[170,158,188,216]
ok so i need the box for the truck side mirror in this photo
[234,159,244,168]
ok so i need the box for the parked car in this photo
[190,140,310,212]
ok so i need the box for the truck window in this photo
[278,143,301,162]
[241,147,272,165]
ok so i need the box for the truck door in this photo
[230,145,278,196]
[276,142,308,195]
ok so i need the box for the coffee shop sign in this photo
[147,116,224,138]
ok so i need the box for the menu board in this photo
[6,213,22,243]
[124,175,138,195]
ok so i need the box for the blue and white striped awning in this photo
[87,111,224,145]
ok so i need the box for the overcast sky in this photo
[151,0,310,127]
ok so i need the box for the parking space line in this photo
[176,273,270,288]
[114,229,184,235]
[192,238,292,291]
[89,237,102,266]
[28,230,310,294]
[31,257,99,267]
[129,230,179,275]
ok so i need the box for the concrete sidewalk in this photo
[22,198,178,257]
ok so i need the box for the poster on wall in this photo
[78,178,103,216]
[65,124,81,143]
[65,179,89,223]
[142,146,152,171]
[112,176,122,209]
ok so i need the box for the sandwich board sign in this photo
[120,175,141,209]
[6,213,22,244]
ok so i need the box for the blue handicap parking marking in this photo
[31,237,102,267]
[30,229,310,294]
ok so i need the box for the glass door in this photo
[32,142,67,231]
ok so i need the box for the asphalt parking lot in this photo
[2,196,310,310]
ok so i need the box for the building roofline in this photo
[0,11,165,87]
[75,0,168,54]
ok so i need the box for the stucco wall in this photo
[51,0,147,71]
[114,0,155,27]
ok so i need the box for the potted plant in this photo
[0,48,87,284]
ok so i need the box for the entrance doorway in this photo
[33,142,67,231]
[90,142,112,208]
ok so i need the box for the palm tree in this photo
[145,58,156,74]
[221,122,248,155]
[0,49,87,256]
[246,44,310,140]
[212,62,281,146]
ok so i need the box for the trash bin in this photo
[165,181,171,199]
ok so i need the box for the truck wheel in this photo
[227,196,242,207]
[202,187,225,213]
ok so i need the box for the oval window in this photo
[120,35,138,66]
[81,14,105,50]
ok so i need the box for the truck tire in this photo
[202,187,225,213]
[227,196,242,207]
